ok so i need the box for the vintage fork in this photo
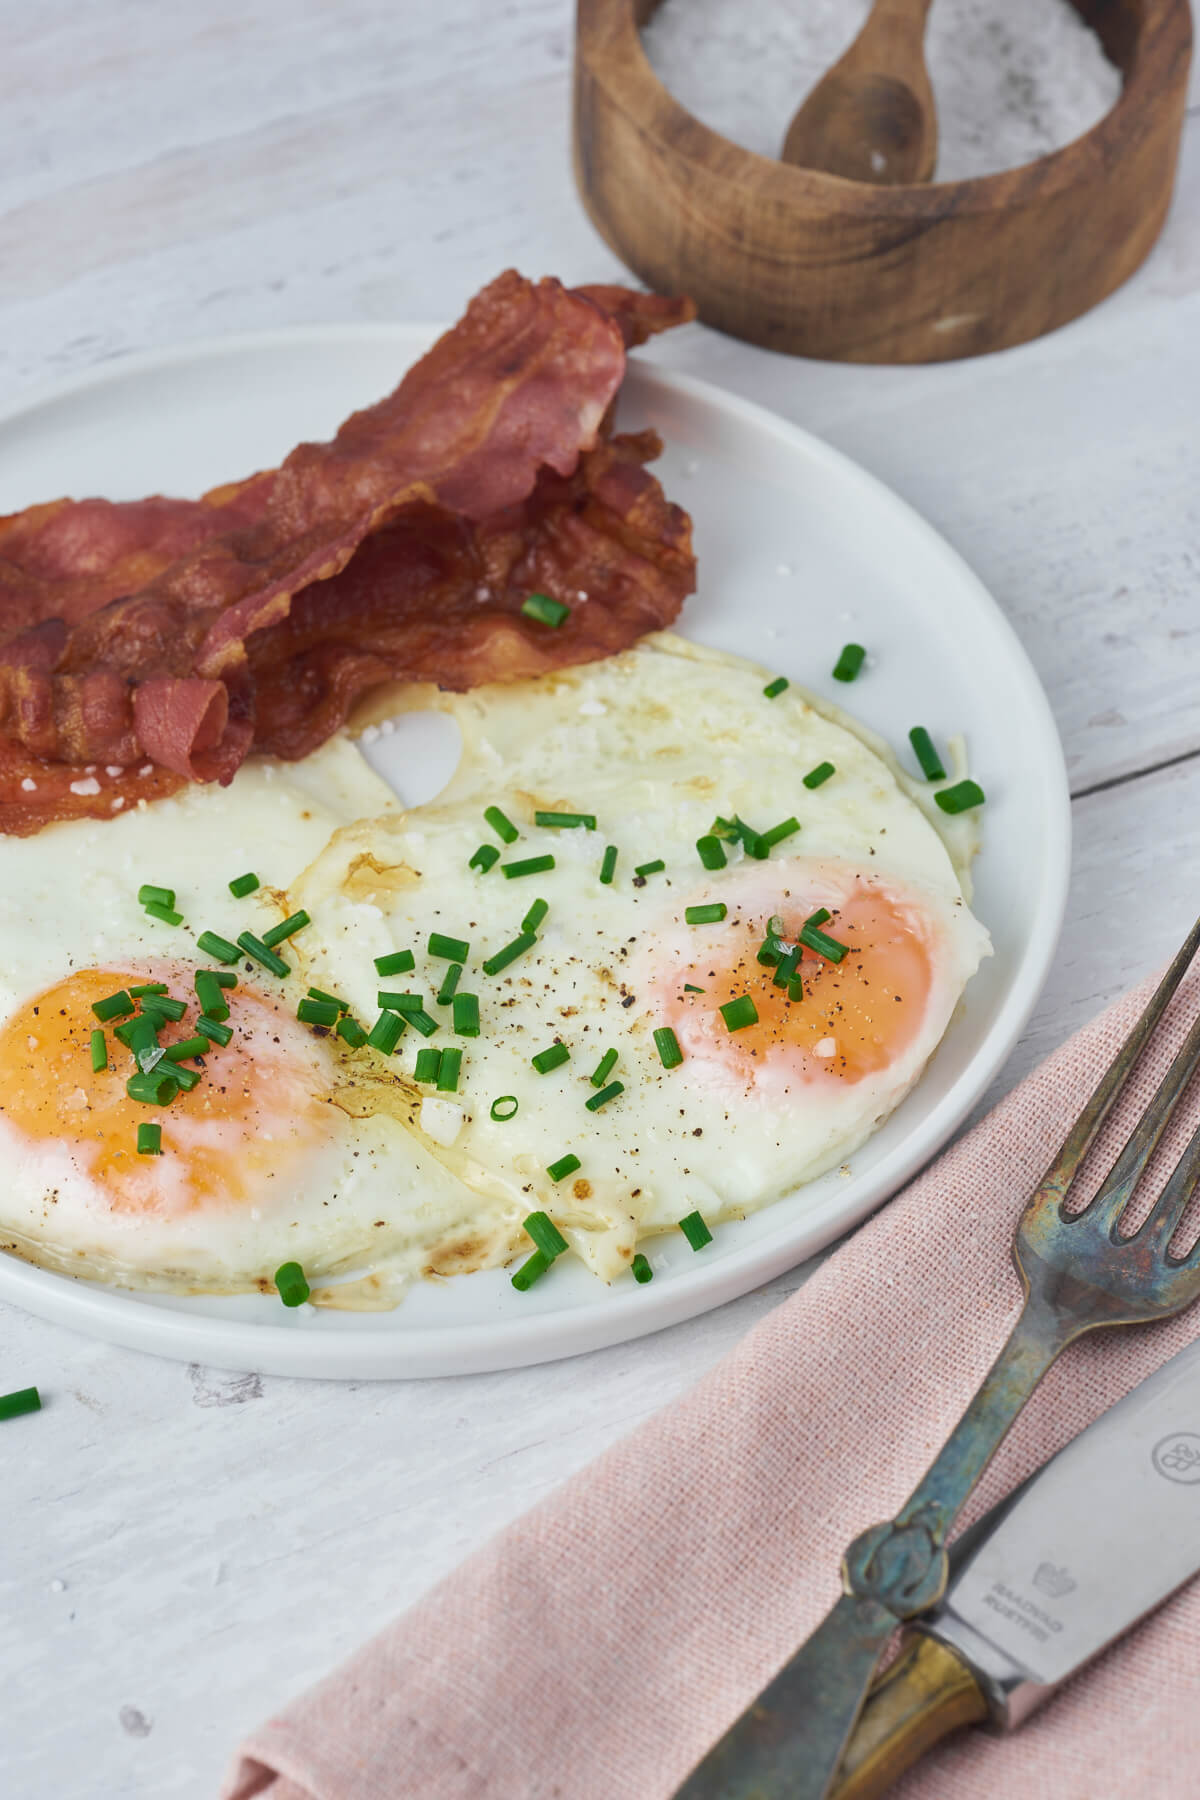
[676,914,1200,1800]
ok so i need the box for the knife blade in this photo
[831,1336,1200,1799]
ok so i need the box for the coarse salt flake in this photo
[69,777,101,797]
[813,1036,837,1059]
[20,777,37,792]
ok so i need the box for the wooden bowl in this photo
[573,0,1192,363]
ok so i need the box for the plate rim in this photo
[0,324,1072,1378]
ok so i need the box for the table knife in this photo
[831,1336,1200,1798]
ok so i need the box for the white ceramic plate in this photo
[0,326,1070,1378]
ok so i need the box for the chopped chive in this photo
[806,907,832,927]
[909,726,947,783]
[428,931,470,962]
[772,946,802,989]
[89,1029,107,1072]
[414,1047,443,1083]
[125,1070,178,1106]
[685,903,727,924]
[196,930,240,964]
[374,949,416,977]
[113,1022,161,1058]
[631,1252,653,1284]
[683,984,705,994]
[502,854,555,880]
[167,1060,198,1088]
[378,991,426,1012]
[653,1026,684,1069]
[535,810,596,830]
[137,884,175,910]
[635,860,666,883]
[406,1009,439,1038]
[92,989,134,1023]
[436,1046,462,1092]
[521,898,549,934]
[679,1210,713,1250]
[306,987,347,1010]
[228,872,260,898]
[194,971,229,1020]
[144,901,184,927]
[532,1042,570,1074]
[740,826,768,861]
[696,836,727,871]
[803,762,836,790]
[0,1387,41,1422]
[482,931,537,975]
[453,993,480,1037]
[205,969,238,989]
[196,1015,233,1047]
[237,932,289,977]
[586,1080,624,1112]
[763,676,789,700]
[484,804,520,845]
[298,997,340,1028]
[511,1250,549,1290]
[524,1211,569,1260]
[591,1048,618,1088]
[114,1014,159,1053]
[490,1095,519,1121]
[760,816,800,850]
[336,1016,368,1048]
[136,1122,162,1156]
[437,963,463,1006]
[129,982,168,997]
[798,923,849,963]
[720,996,759,1032]
[163,1037,208,1063]
[521,592,570,628]
[709,815,741,840]
[935,779,986,815]
[140,993,187,1023]
[274,1261,310,1307]
[547,1153,581,1183]
[262,911,310,949]
[599,844,619,885]
[469,843,501,873]
[787,976,805,1002]
[833,642,867,682]
[367,1010,405,1054]
[757,933,786,967]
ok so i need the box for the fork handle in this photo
[672,1298,1073,1800]
[673,1590,900,1800]
[896,1293,1073,1540]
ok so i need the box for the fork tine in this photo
[1138,1117,1200,1257]
[1029,914,1200,1215]
[1081,1004,1200,1236]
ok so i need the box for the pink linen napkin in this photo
[226,966,1200,1800]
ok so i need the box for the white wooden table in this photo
[1,8,1198,1794]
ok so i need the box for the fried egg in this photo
[0,738,484,1295]
[0,635,989,1301]
[295,633,990,1284]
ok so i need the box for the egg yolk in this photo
[671,883,935,1083]
[0,966,337,1214]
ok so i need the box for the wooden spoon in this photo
[781,0,937,185]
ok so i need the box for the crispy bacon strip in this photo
[0,275,696,834]
[248,430,692,758]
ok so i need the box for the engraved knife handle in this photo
[829,1634,989,1800]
